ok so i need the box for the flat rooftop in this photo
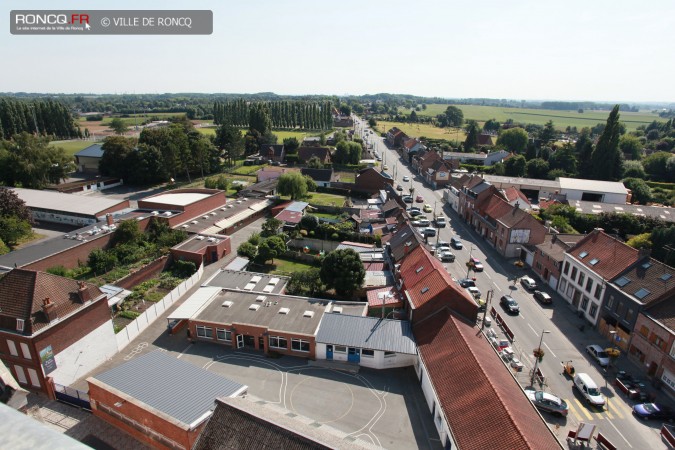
[481,175,561,189]
[142,192,212,207]
[10,187,128,217]
[174,234,228,253]
[176,198,271,234]
[559,177,628,194]
[206,269,289,294]
[571,200,675,222]
[194,290,334,335]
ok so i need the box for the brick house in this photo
[599,256,674,352]
[297,147,332,165]
[629,290,675,399]
[354,167,394,194]
[385,127,408,147]
[256,166,296,182]
[402,138,425,163]
[530,233,585,290]
[457,175,500,224]
[0,269,116,396]
[423,159,456,189]
[258,144,285,163]
[557,229,641,326]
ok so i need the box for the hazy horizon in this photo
[3,0,675,103]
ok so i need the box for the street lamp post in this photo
[531,330,551,386]
[466,245,474,278]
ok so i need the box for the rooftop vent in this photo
[416,266,424,274]
[244,282,256,290]
[250,276,262,283]
[181,224,189,228]
[279,307,290,315]
[163,211,172,217]
[196,236,205,240]
[256,295,267,302]
[303,311,315,318]
[249,304,261,311]
[333,306,343,314]
[222,300,233,308]
[421,287,429,294]
[151,211,159,216]
[202,215,209,220]
[191,220,198,224]
[210,212,217,216]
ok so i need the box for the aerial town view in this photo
[1,1,675,449]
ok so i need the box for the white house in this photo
[558,177,629,204]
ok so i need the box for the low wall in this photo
[115,264,204,351]
[288,238,341,252]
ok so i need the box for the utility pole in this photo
[531,329,550,386]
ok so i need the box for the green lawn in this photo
[196,127,328,141]
[335,171,355,183]
[49,140,96,157]
[312,212,342,220]
[304,192,347,206]
[399,104,664,131]
[268,257,314,276]
[374,120,466,143]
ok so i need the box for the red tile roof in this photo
[568,230,640,280]
[363,262,385,272]
[502,186,530,205]
[0,269,104,335]
[274,210,303,224]
[367,286,404,308]
[414,308,561,450]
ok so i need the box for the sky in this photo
[2,0,675,102]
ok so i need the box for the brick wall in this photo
[98,199,131,216]
[532,249,562,285]
[115,255,172,290]
[223,208,267,235]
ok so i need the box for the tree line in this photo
[213,99,333,130]
[0,98,80,140]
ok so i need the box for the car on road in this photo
[423,204,432,213]
[525,389,569,416]
[435,216,446,227]
[633,403,675,421]
[573,373,605,408]
[403,195,413,203]
[500,295,520,314]
[437,240,449,247]
[408,209,423,217]
[459,278,476,288]
[467,286,481,299]
[402,175,410,182]
[415,195,424,203]
[586,344,610,367]
[533,290,553,304]
[470,257,484,271]
[413,219,431,227]
[520,276,537,290]
[421,227,436,237]
[396,184,403,191]
[450,236,463,249]
[440,251,455,262]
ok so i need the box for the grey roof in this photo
[285,201,309,212]
[301,168,333,182]
[205,269,289,294]
[316,313,416,354]
[570,200,674,222]
[224,256,250,271]
[0,234,81,270]
[10,187,127,218]
[74,143,104,158]
[91,351,246,427]
[336,242,375,253]
[482,174,561,189]
[364,270,394,287]
[558,177,628,195]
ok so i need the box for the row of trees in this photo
[0,98,80,140]
[100,119,220,185]
[213,99,333,130]
[0,133,74,188]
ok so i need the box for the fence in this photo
[54,382,91,410]
[115,264,204,351]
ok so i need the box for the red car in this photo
[415,195,424,203]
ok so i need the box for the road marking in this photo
[566,401,584,421]
[606,398,625,419]
[543,342,557,358]
[495,285,503,292]
[485,272,492,280]
[528,323,538,335]
[604,407,614,420]
[574,399,594,420]
[605,416,633,448]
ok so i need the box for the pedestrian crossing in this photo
[565,397,633,421]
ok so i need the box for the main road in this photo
[354,117,668,449]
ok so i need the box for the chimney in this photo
[638,248,652,260]
[404,241,411,255]
[106,214,113,226]
[77,281,89,303]
[42,297,57,322]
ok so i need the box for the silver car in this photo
[586,344,610,367]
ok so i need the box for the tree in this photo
[622,178,652,204]
[99,135,137,179]
[548,144,578,175]
[286,268,325,297]
[643,151,672,181]
[277,172,308,200]
[0,238,9,255]
[306,155,323,169]
[237,241,258,260]
[320,249,365,297]
[576,128,595,178]
[651,226,675,266]
[667,156,675,183]
[497,128,528,153]
[464,121,480,150]
[214,122,245,166]
[265,235,287,263]
[539,120,556,143]
[483,118,500,132]
[300,214,319,231]
[339,104,352,116]
[0,133,74,188]
[283,137,300,154]
[526,158,550,179]
[438,106,464,127]
[111,220,142,246]
[504,155,526,177]
[261,217,283,237]
[590,105,624,181]
[304,175,317,192]
[109,118,129,135]
[0,187,31,222]
[87,248,118,274]
[622,160,646,179]
[368,118,377,128]
[626,233,652,250]
[409,110,418,122]
[619,134,642,160]
[249,104,272,135]
[0,216,31,247]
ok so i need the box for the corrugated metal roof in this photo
[10,187,127,217]
[316,313,416,354]
[558,177,628,195]
[285,201,309,212]
[224,257,249,271]
[92,351,246,427]
[167,286,221,320]
[74,143,104,158]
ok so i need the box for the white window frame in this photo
[334,346,347,353]
[269,336,288,350]
[16,319,24,332]
[291,338,310,353]
[216,328,231,341]
[27,368,40,387]
[6,339,18,357]
[14,365,27,384]
[196,326,213,339]
[20,342,31,360]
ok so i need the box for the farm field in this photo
[196,127,326,143]
[48,139,95,156]
[374,120,467,143]
[397,104,664,131]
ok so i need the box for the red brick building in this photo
[530,233,585,290]
[170,234,232,266]
[354,167,394,194]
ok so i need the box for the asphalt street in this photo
[355,117,669,449]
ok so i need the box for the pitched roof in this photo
[258,144,285,158]
[387,223,424,262]
[301,168,333,182]
[0,269,103,335]
[478,194,514,222]
[477,134,494,146]
[535,234,586,261]
[610,257,675,305]
[297,147,331,162]
[275,210,303,224]
[74,143,104,158]
[90,350,246,428]
[502,186,530,205]
[316,313,416,354]
[558,177,628,195]
[414,308,561,450]
[644,289,675,331]
[367,285,404,308]
[403,138,420,150]
[568,230,640,280]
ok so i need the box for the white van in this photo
[573,373,605,408]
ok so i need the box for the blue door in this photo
[326,345,333,360]
[348,347,360,363]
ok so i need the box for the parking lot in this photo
[177,342,441,450]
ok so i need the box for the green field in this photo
[374,120,467,143]
[48,140,96,156]
[268,257,315,276]
[397,104,664,131]
[196,127,326,143]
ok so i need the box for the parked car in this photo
[525,389,569,416]
[574,373,606,408]
[403,196,413,203]
[435,216,446,227]
[437,245,451,253]
[586,344,610,367]
[500,295,520,314]
[412,219,430,227]
[437,240,449,247]
[415,195,424,203]
[633,403,675,421]
[421,227,436,237]
[467,286,481,299]
[520,276,537,290]
[383,164,389,171]
[459,278,476,288]
[402,175,410,182]
[470,257,484,272]
[533,290,552,304]
[396,184,403,191]
[408,209,423,217]
[423,204,432,213]
[440,251,455,262]
[450,236,463,249]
